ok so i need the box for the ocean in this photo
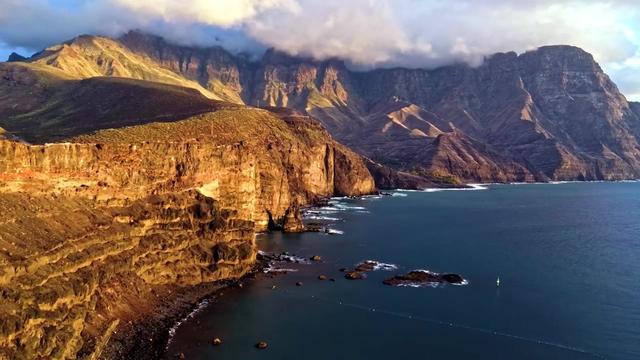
[166,182,640,359]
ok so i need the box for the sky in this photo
[1,0,639,101]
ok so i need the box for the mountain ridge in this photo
[6,31,640,182]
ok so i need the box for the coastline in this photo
[100,266,266,360]
[112,179,640,359]
[104,191,375,360]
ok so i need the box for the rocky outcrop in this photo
[238,46,640,182]
[118,31,255,104]
[24,35,221,100]
[0,105,375,359]
[383,270,467,287]
[6,52,26,62]
[364,158,441,190]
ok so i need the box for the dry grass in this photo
[68,107,328,148]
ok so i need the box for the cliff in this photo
[4,32,639,182]
[0,106,375,359]
[35,32,632,182]
[245,46,640,181]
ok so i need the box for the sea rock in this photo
[212,337,222,346]
[441,274,465,284]
[310,255,322,262]
[354,261,377,272]
[383,271,466,287]
[344,271,366,280]
[318,275,327,280]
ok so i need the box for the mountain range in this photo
[2,30,640,359]
[4,30,640,183]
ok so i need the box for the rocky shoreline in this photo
[112,188,477,359]
[97,193,361,360]
[100,261,272,360]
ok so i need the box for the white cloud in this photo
[0,0,639,96]
[111,0,299,27]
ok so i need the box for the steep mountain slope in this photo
[0,62,234,143]
[24,35,227,100]
[246,47,640,181]
[9,32,640,181]
[118,31,255,104]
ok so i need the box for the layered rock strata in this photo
[15,32,636,182]
[0,108,375,359]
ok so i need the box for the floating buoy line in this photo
[274,288,605,359]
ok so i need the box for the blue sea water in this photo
[166,182,640,359]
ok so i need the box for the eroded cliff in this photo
[0,107,375,359]
[10,32,640,182]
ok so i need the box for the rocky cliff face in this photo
[0,105,374,359]
[4,29,637,359]
[16,32,640,181]
[237,46,640,181]
[13,32,639,181]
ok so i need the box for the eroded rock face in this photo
[0,109,375,359]
[115,37,640,181]
[16,32,640,182]
[243,46,640,182]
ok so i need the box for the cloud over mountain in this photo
[1,0,639,97]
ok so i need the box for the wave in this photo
[263,266,298,273]
[423,184,488,192]
[326,228,344,235]
[507,179,640,185]
[397,282,440,288]
[258,250,310,264]
[328,202,367,210]
[166,298,211,350]
[363,260,398,271]
[314,206,341,211]
[451,279,470,286]
[304,215,341,221]
[304,209,339,215]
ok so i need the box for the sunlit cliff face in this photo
[1,0,640,99]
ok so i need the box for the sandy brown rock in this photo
[0,106,374,359]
